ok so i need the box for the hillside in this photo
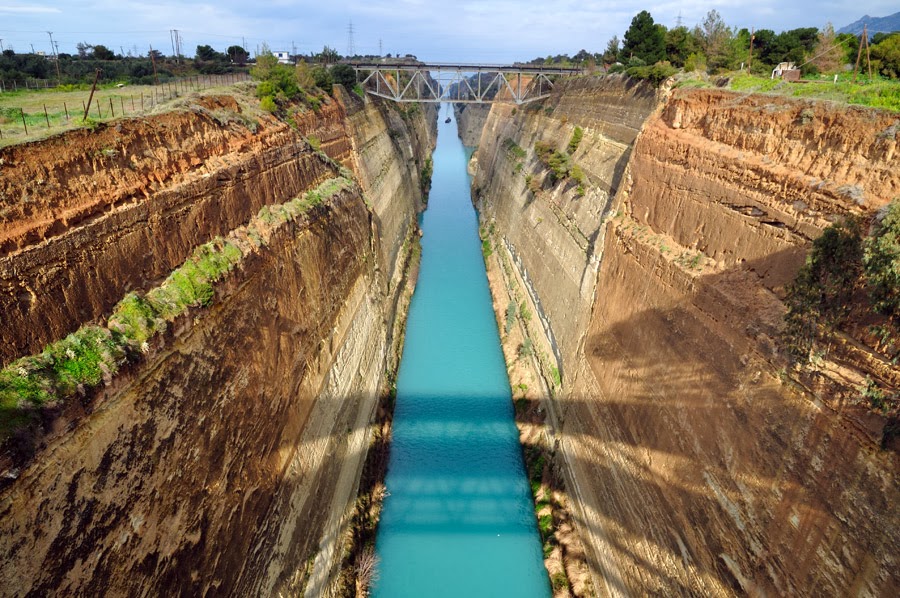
[839,11,900,36]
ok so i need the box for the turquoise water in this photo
[373,106,550,597]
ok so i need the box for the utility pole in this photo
[292,41,297,63]
[748,27,755,70]
[149,44,160,85]
[47,32,61,84]
[379,38,383,56]
[853,25,869,82]
[0,39,4,52]
[865,27,873,80]
[83,69,101,121]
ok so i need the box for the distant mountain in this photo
[838,11,900,37]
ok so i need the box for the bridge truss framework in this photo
[348,63,583,104]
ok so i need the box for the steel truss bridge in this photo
[347,63,583,105]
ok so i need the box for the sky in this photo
[0,1,897,63]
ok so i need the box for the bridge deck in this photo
[347,62,582,75]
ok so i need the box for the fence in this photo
[0,78,56,92]
[0,73,252,144]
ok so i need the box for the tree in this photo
[251,43,278,80]
[573,49,592,63]
[665,26,697,67]
[295,61,314,88]
[865,200,900,317]
[622,10,665,64]
[812,24,846,73]
[769,28,818,65]
[331,63,357,88]
[311,65,333,90]
[316,45,340,65]
[91,44,116,60]
[601,36,620,65]
[836,33,861,65]
[227,45,248,65]
[76,42,92,59]
[195,44,220,62]
[871,33,900,78]
[697,9,732,72]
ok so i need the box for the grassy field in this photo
[677,71,900,112]
[0,73,250,147]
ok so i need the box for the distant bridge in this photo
[347,62,584,105]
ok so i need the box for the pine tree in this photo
[622,11,666,64]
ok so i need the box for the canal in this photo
[373,105,550,597]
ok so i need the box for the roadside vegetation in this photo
[0,177,352,442]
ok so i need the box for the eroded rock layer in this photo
[0,90,435,596]
[473,78,899,596]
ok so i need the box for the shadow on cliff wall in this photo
[537,249,899,595]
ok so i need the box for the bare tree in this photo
[355,546,380,597]
[812,23,846,73]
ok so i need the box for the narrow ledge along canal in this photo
[373,105,550,597]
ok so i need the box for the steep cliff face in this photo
[473,76,658,373]
[0,95,334,366]
[453,103,490,147]
[473,78,899,596]
[0,88,435,595]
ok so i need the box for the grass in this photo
[706,72,900,112]
[0,176,352,442]
[0,74,250,147]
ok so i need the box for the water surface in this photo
[373,105,549,597]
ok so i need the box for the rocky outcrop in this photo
[0,89,435,595]
[473,77,899,596]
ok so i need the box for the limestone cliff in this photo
[0,88,435,595]
[473,77,899,596]
[453,103,490,147]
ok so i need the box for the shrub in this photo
[311,66,333,91]
[482,237,493,258]
[864,200,900,317]
[331,64,357,89]
[567,126,583,154]
[505,300,517,333]
[503,138,526,159]
[259,95,277,112]
[518,338,534,358]
[784,217,863,359]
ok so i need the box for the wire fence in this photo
[0,73,252,145]
[0,78,56,92]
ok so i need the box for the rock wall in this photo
[0,89,435,596]
[0,96,334,366]
[453,103,490,147]
[473,78,899,596]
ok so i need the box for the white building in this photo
[272,51,292,64]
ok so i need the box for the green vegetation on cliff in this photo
[784,199,900,418]
[0,177,353,440]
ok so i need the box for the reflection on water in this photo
[373,105,549,597]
